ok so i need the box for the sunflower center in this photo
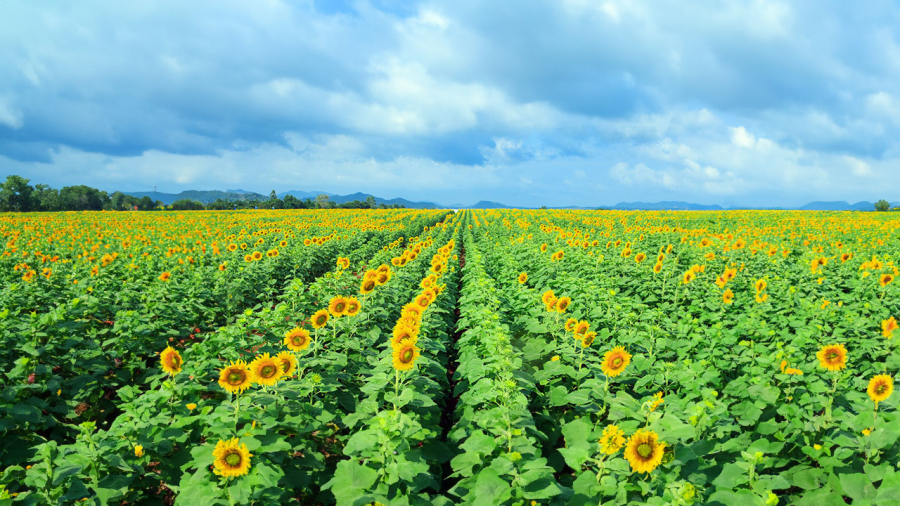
[280,360,291,372]
[260,365,277,378]
[227,371,245,385]
[637,443,653,459]
[401,349,414,363]
[612,357,623,368]
[876,384,887,394]
[336,303,346,312]
[225,452,242,467]
[826,352,838,361]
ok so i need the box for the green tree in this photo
[875,199,891,212]
[366,195,377,209]
[33,184,60,211]
[0,175,35,212]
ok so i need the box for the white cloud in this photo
[730,126,756,148]
[0,96,23,129]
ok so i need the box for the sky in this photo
[1,0,900,208]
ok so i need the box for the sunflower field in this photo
[1,209,899,505]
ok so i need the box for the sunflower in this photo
[252,251,263,261]
[541,290,556,306]
[345,297,361,316]
[328,296,348,317]
[160,346,183,376]
[402,303,424,320]
[881,274,894,287]
[883,317,898,339]
[250,353,283,386]
[624,429,666,473]
[573,320,590,338]
[518,272,528,284]
[360,279,376,294]
[540,243,548,252]
[218,360,253,394]
[554,296,571,313]
[376,271,391,285]
[415,292,432,309]
[276,351,297,377]
[311,309,330,329]
[392,341,420,372]
[816,344,847,371]
[159,271,171,282]
[564,318,578,333]
[755,279,767,292]
[284,327,311,352]
[601,346,631,377]
[213,438,253,477]
[868,374,894,404]
[336,257,350,270]
[635,252,646,263]
[582,331,597,348]
[653,262,663,274]
[599,424,626,455]
[841,253,852,262]
[391,324,419,347]
[218,263,226,271]
[723,289,734,305]
[682,270,695,284]
[244,254,253,262]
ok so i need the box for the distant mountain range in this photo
[123,190,897,211]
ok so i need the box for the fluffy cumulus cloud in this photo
[1,0,900,207]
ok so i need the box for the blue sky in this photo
[1,0,899,207]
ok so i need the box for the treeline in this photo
[0,176,405,212]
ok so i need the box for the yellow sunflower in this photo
[573,320,590,338]
[415,292,432,309]
[360,279,376,294]
[868,374,893,404]
[250,353,283,386]
[392,341,420,372]
[392,324,419,347]
[160,346,183,376]
[284,327,311,352]
[518,272,528,284]
[541,290,556,306]
[402,303,424,320]
[276,351,298,377]
[623,429,666,473]
[218,360,253,394]
[881,274,894,287]
[601,346,631,377]
[816,344,847,371]
[159,271,172,282]
[883,317,898,339]
[554,296,571,313]
[599,424,626,455]
[345,297,361,317]
[311,309,330,329]
[213,438,253,477]
[328,296,348,317]
[564,318,578,333]
[653,262,663,274]
[252,251,263,261]
[582,331,597,348]
[723,289,734,305]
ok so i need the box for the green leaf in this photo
[840,473,876,501]
[326,460,378,504]
[472,468,511,506]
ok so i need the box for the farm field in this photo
[1,208,899,505]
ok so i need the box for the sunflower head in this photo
[392,341,420,372]
[723,289,734,305]
[541,290,556,305]
[881,274,894,287]
[564,318,578,333]
[276,351,298,377]
[218,360,253,394]
[624,429,666,473]
[328,297,348,317]
[213,438,253,477]
[554,296,571,313]
[159,272,172,282]
[884,317,899,339]
[311,309,330,329]
[360,279,376,294]
[601,346,631,377]
[868,374,894,404]
[160,346,183,376]
[582,331,597,348]
[599,424,626,455]
[517,272,528,284]
[816,344,848,371]
[573,320,591,337]
[653,262,663,274]
[392,324,419,347]
[250,353,283,386]
[284,327,311,352]
[345,297,361,316]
